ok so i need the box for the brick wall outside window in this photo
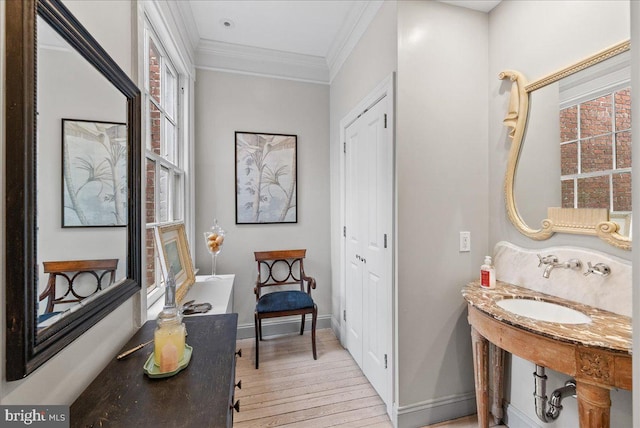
[560,87,631,213]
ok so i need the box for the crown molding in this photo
[326,0,384,83]
[144,0,196,77]
[171,0,200,54]
[196,39,330,84]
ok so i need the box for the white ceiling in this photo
[189,0,359,58]
[183,0,501,83]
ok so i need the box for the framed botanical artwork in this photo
[235,131,298,224]
[154,223,196,304]
[62,118,128,227]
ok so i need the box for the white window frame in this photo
[140,7,194,309]
[559,53,631,214]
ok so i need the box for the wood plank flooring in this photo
[234,329,390,427]
[234,329,502,428]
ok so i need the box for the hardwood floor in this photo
[234,328,503,428]
[234,328,390,427]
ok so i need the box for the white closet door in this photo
[344,95,391,401]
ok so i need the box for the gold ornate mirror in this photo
[500,40,631,250]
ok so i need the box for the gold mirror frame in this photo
[499,40,631,251]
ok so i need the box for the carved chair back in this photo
[39,259,119,313]
[254,249,311,299]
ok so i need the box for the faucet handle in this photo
[584,262,611,277]
[537,254,558,267]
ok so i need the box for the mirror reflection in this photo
[36,16,128,331]
[513,49,632,240]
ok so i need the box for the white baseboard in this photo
[393,392,476,428]
[236,314,333,340]
[504,402,540,428]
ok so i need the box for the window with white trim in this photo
[144,21,186,300]
[559,52,631,234]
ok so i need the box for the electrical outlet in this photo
[459,231,471,252]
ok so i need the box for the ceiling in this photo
[183,0,501,83]
[188,0,360,58]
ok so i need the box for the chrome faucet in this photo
[542,259,582,278]
[537,254,582,278]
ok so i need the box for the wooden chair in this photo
[39,259,119,314]
[254,249,317,369]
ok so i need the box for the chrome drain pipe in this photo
[533,365,577,423]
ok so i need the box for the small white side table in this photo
[148,274,235,320]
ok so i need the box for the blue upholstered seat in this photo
[256,290,314,313]
[253,249,318,368]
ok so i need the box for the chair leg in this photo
[311,306,318,360]
[259,318,263,341]
[254,313,259,369]
[300,313,305,335]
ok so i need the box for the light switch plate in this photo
[459,231,471,252]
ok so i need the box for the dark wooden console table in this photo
[71,313,239,427]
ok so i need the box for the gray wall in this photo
[1,0,138,404]
[37,44,128,308]
[193,70,331,334]
[395,0,489,422]
[489,1,632,426]
[329,0,397,329]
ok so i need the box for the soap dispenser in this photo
[154,269,187,372]
[480,256,496,289]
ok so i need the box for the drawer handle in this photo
[230,400,240,413]
[235,380,242,390]
[235,349,242,358]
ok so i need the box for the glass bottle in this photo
[203,218,225,279]
[154,269,186,372]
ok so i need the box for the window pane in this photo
[612,172,632,211]
[173,172,184,221]
[560,105,578,142]
[146,227,157,291]
[615,88,631,132]
[580,95,612,138]
[165,67,176,120]
[164,119,176,162]
[145,158,156,223]
[149,101,161,155]
[148,38,161,104]
[577,175,610,209]
[560,142,578,175]
[159,166,170,222]
[581,135,613,173]
[561,179,575,208]
[616,130,632,169]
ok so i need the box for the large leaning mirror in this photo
[5,0,141,380]
[500,40,631,250]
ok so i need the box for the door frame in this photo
[339,73,395,414]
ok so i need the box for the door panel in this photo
[345,120,363,367]
[344,95,391,401]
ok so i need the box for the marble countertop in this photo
[462,281,632,354]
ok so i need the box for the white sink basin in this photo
[496,298,592,324]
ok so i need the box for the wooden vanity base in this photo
[467,305,631,428]
[471,327,490,427]
[577,382,611,428]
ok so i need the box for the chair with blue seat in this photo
[253,249,317,369]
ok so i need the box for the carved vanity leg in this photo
[490,344,505,425]
[576,382,611,428]
[471,327,489,428]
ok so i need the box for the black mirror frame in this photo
[5,0,141,380]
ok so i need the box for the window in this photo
[144,23,186,301]
[559,52,631,234]
[560,87,632,212]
